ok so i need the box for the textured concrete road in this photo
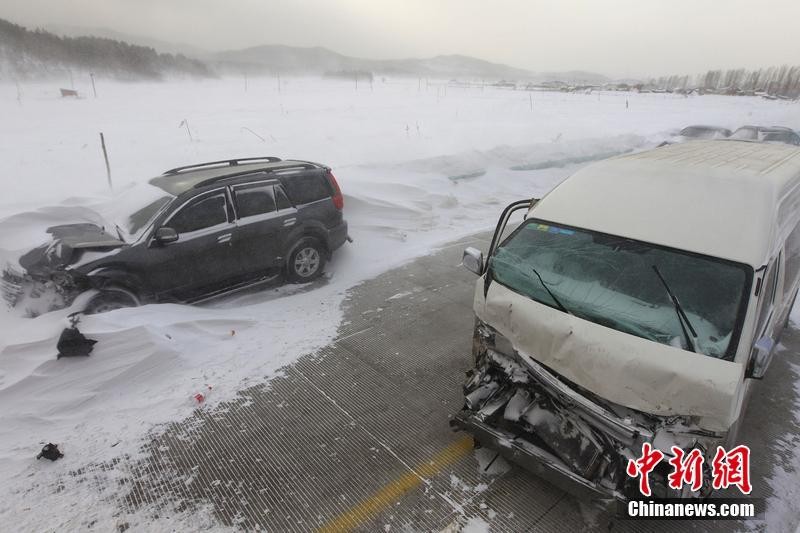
[118,232,799,532]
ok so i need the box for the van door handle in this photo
[217,233,232,244]
[283,218,297,227]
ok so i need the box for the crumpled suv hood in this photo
[474,281,745,433]
[19,223,124,276]
[45,223,124,249]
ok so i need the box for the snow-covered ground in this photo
[1,77,800,531]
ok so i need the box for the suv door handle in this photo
[217,233,232,244]
[283,218,297,227]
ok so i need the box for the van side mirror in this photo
[746,336,775,379]
[463,247,484,275]
[154,226,179,244]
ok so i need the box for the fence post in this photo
[100,132,112,190]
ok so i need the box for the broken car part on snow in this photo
[56,314,98,358]
[36,443,63,461]
[452,140,800,501]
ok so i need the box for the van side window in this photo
[755,260,779,335]
[274,185,293,210]
[784,223,800,299]
[234,183,277,218]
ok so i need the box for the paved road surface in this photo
[114,232,799,531]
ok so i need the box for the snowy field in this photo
[2,77,800,530]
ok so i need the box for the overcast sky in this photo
[3,0,799,78]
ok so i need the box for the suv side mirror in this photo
[154,226,179,244]
[746,336,775,380]
[463,247,484,275]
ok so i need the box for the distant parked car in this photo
[729,125,800,145]
[677,125,732,140]
[2,157,349,315]
[659,125,731,146]
[762,130,800,146]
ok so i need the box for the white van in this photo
[453,140,800,500]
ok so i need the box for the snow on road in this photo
[1,77,800,530]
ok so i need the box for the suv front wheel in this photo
[286,237,326,283]
[84,288,139,315]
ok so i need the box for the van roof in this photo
[530,140,800,266]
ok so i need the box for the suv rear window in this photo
[277,171,331,205]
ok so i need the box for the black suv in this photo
[2,157,349,314]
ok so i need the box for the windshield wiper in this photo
[651,265,697,353]
[114,224,125,242]
[530,267,572,315]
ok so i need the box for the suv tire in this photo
[286,237,326,283]
[84,288,139,315]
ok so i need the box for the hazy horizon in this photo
[3,0,800,79]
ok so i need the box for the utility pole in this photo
[90,73,97,98]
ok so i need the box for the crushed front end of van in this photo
[451,318,738,502]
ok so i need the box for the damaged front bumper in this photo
[2,263,83,316]
[452,410,621,501]
[451,322,724,502]
[1,264,25,307]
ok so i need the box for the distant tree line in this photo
[0,18,212,81]
[323,70,374,82]
[649,65,800,98]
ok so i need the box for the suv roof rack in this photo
[163,157,282,175]
[192,163,319,189]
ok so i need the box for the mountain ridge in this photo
[212,44,608,83]
[5,19,609,83]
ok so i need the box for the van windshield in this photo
[490,220,751,359]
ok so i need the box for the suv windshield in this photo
[99,182,174,240]
[490,220,751,359]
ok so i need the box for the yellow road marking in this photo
[317,436,474,532]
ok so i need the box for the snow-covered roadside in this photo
[760,361,800,532]
[757,307,800,533]
[2,77,800,530]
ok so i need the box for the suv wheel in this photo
[287,238,326,283]
[84,288,138,315]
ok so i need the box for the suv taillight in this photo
[327,170,344,210]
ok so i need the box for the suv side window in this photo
[275,185,293,210]
[234,183,277,218]
[277,171,331,205]
[169,192,229,234]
